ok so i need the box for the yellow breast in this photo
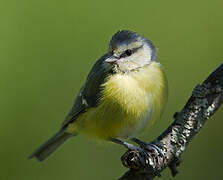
[67,61,168,140]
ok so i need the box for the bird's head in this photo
[105,30,157,73]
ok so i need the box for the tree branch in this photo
[119,63,223,180]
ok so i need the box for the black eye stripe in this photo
[119,46,142,59]
[120,49,133,58]
[119,49,133,58]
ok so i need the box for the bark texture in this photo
[119,63,223,180]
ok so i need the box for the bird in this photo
[29,30,168,161]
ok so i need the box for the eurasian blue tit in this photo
[29,30,168,161]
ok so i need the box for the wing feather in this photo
[62,53,113,128]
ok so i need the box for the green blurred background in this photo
[1,0,223,179]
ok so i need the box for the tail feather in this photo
[29,129,73,161]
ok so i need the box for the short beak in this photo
[105,56,118,63]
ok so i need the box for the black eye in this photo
[119,49,134,58]
[125,49,132,56]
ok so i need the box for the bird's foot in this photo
[131,138,164,157]
[112,137,163,177]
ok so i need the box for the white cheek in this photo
[142,44,152,61]
[129,45,152,66]
[117,44,152,70]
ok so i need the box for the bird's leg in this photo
[109,138,142,151]
[131,138,164,157]
[131,138,148,148]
